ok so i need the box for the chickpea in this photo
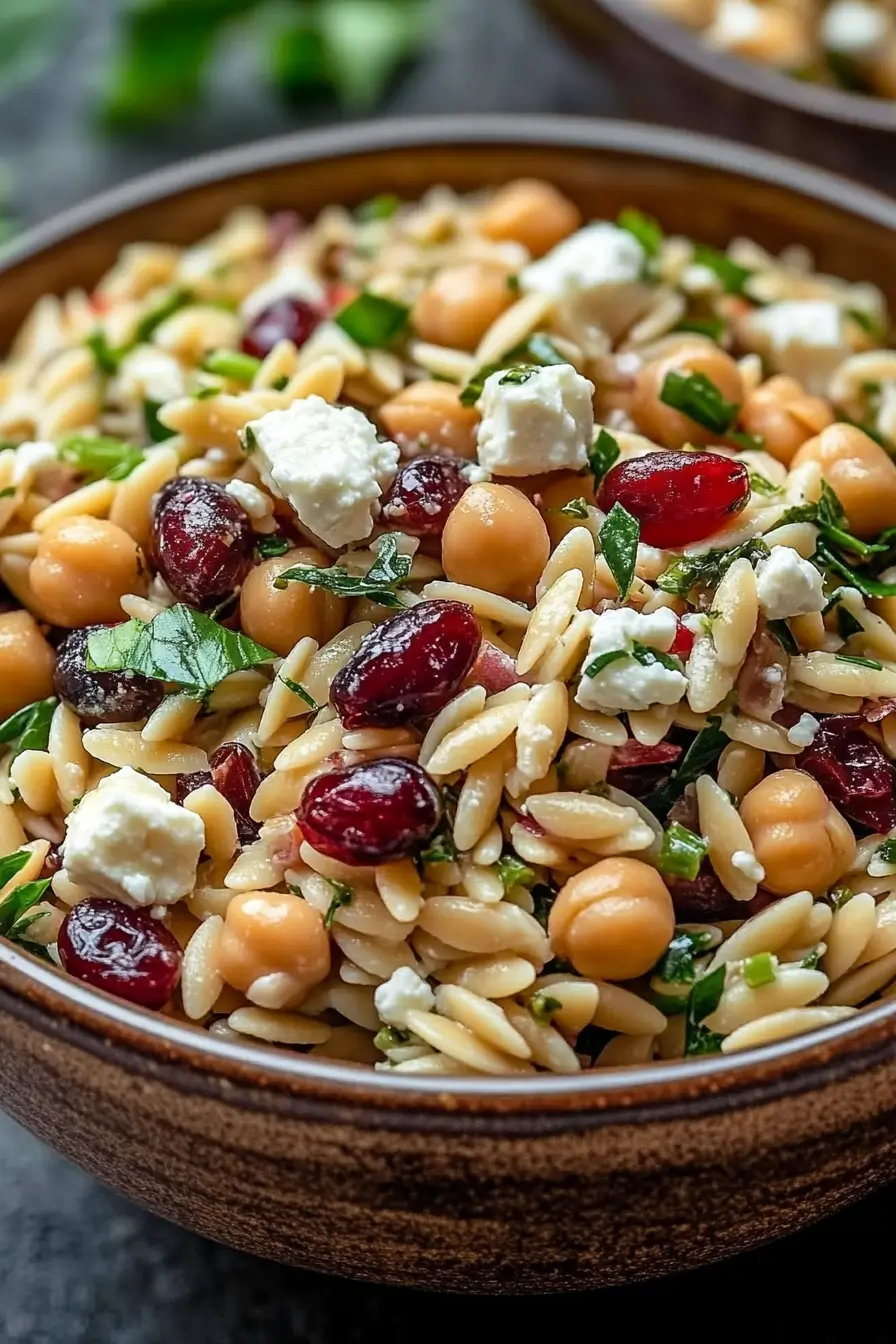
[412,263,514,351]
[29,516,148,628]
[477,179,582,258]
[240,546,347,658]
[740,376,835,466]
[549,856,675,982]
[539,471,595,548]
[630,339,744,449]
[441,482,549,601]
[713,7,814,68]
[217,889,331,1002]
[740,770,855,897]
[791,423,896,539]
[0,611,56,720]
[378,381,479,459]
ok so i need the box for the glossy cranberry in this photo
[297,758,442,865]
[380,456,469,537]
[241,296,321,360]
[176,743,261,845]
[667,868,775,923]
[57,898,182,1010]
[332,600,482,730]
[54,626,164,725]
[798,715,896,832]
[596,451,750,548]
[465,640,524,694]
[152,477,254,607]
[669,618,694,659]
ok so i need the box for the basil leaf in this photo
[355,193,401,222]
[617,207,663,258]
[588,428,620,486]
[673,317,726,342]
[86,605,276,696]
[644,717,729,818]
[684,963,727,1056]
[657,823,708,882]
[660,369,738,436]
[59,433,144,482]
[0,697,57,762]
[274,534,411,608]
[583,648,629,680]
[767,619,799,656]
[495,853,535,894]
[743,952,776,989]
[335,291,409,347]
[657,538,769,597]
[135,287,192,343]
[0,850,31,890]
[201,348,262,383]
[529,991,562,1027]
[836,653,883,670]
[599,501,639,601]
[255,534,291,559]
[0,877,50,938]
[692,244,753,296]
[323,879,353,930]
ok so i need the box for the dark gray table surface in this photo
[2,1,895,1336]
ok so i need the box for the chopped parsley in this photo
[144,400,175,444]
[583,648,629,680]
[323,879,353,929]
[875,838,896,866]
[684,963,727,1056]
[273,535,412,608]
[334,291,409,347]
[657,823,708,882]
[644,717,729,819]
[255,534,291,559]
[767,619,799,656]
[748,471,783,496]
[588,427,620,487]
[617,208,663,258]
[691,244,753,296]
[355,193,402,222]
[458,333,566,406]
[529,992,562,1026]
[495,854,535,894]
[653,927,716,986]
[135,286,193,343]
[553,497,591,520]
[657,538,770,598]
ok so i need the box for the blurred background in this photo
[2,1,896,1340]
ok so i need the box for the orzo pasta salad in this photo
[2,178,896,1077]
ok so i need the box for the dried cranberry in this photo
[464,640,524,694]
[798,715,896,832]
[297,758,441,865]
[152,477,254,607]
[863,699,896,723]
[241,297,321,360]
[54,626,164,725]
[667,867,775,922]
[380,457,469,537]
[610,741,682,770]
[210,742,262,844]
[596,451,750,548]
[332,600,481,730]
[57,898,182,1010]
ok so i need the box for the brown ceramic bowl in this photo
[536,0,896,185]
[3,117,896,1294]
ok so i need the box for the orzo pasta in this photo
[4,179,896,1075]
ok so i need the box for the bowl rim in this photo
[579,0,896,132]
[3,112,896,1121]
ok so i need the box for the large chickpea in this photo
[791,423,896,539]
[740,376,835,466]
[630,339,745,449]
[477,179,582,258]
[378,380,480,459]
[549,857,675,982]
[740,770,855,896]
[0,611,55,719]
[217,890,330,1003]
[29,516,148,627]
[412,264,514,351]
[240,546,347,658]
[539,471,596,548]
[441,482,549,602]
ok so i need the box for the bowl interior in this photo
[3,115,896,1105]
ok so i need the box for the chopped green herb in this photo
[657,824,708,882]
[506,274,521,294]
[654,927,715,985]
[630,642,683,674]
[743,952,776,989]
[767,619,799,656]
[552,496,591,520]
[135,287,192,343]
[657,538,770,597]
[273,534,412,608]
[835,653,883,670]
[143,400,175,444]
[847,307,884,340]
[588,428,620,487]
[523,333,566,366]
[355,193,402,223]
[599,501,639,602]
[836,603,865,641]
[334,291,409,347]
[86,605,275,696]
[692,244,753,296]
[0,486,14,499]
[0,850,31,890]
[583,648,629,680]
[748,471,783,497]
[281,677,318,711]
[875,838,896,866]
[458,334,566,406]
[59,433,144,482]
[498,365,537,387]
[829,884,853,910]
[644,717,729,818]
[255,534,291,559]
[195,384,222,400]
[529,991,562,1027]
[660,369,739,437]
[673,317,726,342]
[0,875,51,946]
[419,828,458,867]
[531,883,557,931]
[86,329,126,375]
[617,208,663,258]
[324,879,353,930]
[374,1026,411,1052]
[684,963,727,1056]
[0,698,57,763]
[800,948,822,970]
[201,348,262,383]
[495,854,535,894]
[815,540,896,599]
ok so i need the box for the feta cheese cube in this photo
[116,345,186,405]
[243,396,399,549]
[476,362,594,477]
[61,768,205,908]
[374,967,435,1028]
[755,545,825,620]
[742,301,852,395]
[576,606,687,715]
[240,264,325,324]
[520,223,650,340]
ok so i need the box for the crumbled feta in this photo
[462,463,492,485]
[240,264,325,324]
[374,967,435,1028]
[476,362,594,477]
[731,850,766,883]
[12,440,57,485]
[225,478,274,522]
[61,769,205,908]
[822,0,891,56]
[116,345,186,405]
[755,546,826,620]
[575,606,687,715]
[787,713,820,748]
[743,301,851,396]
[243,396,399,549]
[520,223,649,339]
